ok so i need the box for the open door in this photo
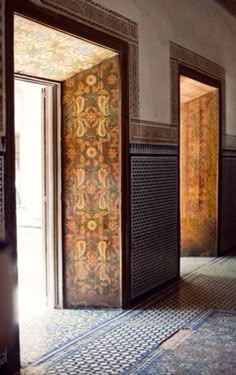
[41,83,63,310]
[1,78,61,374]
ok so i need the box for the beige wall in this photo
[94,0,236,135]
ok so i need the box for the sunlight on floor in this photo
[17,222,47,322]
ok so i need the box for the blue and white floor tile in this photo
[21,254,236,374]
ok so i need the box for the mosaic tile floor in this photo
[21,253,236,374]
[20,308,122,368]
[136,310,236,374]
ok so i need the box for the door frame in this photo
[5,0,130,308]
[177,65,223,262]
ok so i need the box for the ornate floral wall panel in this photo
[63,55,121,307]
[14,15,116,81]
[180,91,218,256]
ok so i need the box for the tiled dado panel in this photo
[220,153,236,253]
[130,144,178,300]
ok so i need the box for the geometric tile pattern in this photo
[220,157,236,252]
[131,156,178,299]
[129,143,178,156]
[20,308,122,368]
[130,119,178,145]
[22,253,236,374]
[135,310,236,374]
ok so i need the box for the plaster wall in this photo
[94,0,236,135]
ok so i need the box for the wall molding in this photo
[223,134,236,150]
[222,149,236,156]
[41,0,138,42]
[129,143,178,155]
[130,118,178,145]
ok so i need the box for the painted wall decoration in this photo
[63,55,120,307]
[14,15,116,81]
[180,90,218,256]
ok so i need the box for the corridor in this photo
[21,251,236,374]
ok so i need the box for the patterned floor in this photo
[180,256,213,277]
[21,254,236,374]
[137,310,236,374]
[20,309,122,368]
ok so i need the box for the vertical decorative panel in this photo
[63,56,121,307]
[180,91,218,256]
[130,151,178,300]
[220,156,236,253]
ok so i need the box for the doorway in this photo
[15,79,48,321]
[179,72,220,276]
[5,2,129,370]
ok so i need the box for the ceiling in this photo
[180,76,217,104]
[14,15,117,81]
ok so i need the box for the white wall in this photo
[94,0,236,135]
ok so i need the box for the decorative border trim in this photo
[170,42,226,136]
[223,134,236,150]
[130,118,178,145]
[41,0,138,42]
[170,42,225,80]
[129,143,178,155]
[222,148,236,157]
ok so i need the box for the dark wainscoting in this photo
[220,149,236,253]
[129,144,178,304]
